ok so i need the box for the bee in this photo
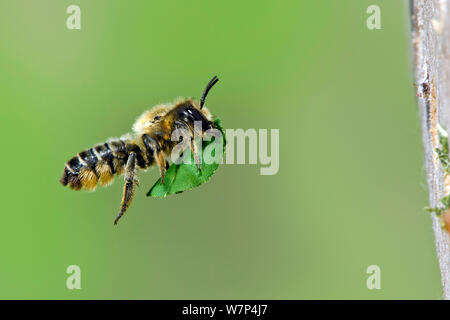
[60,76,220,225]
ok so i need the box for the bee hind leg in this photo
[114,152,139,225]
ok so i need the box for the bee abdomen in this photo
[60,137,150,191]
[60,147,104,191]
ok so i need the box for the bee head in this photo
[174,102,212,132]
[169,76,219,131]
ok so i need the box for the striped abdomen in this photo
[60,137,152,191]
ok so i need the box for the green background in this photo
[0,0,441,299]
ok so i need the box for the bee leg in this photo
[155,150,167,184]
[190,137,201,171]
[114,152,139,225]
[142,134,167,184]
[175,120,201,171]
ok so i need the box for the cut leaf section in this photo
[147,118,225,197]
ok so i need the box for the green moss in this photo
[426,124,450,219]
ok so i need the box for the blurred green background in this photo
[0,0,442,299]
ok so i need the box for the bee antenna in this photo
[200,75,219,109]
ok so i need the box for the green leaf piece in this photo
[147,118,226,198]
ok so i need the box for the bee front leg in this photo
[114,152,139,225]
[175,120,201,171]
[190,137,201,171]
